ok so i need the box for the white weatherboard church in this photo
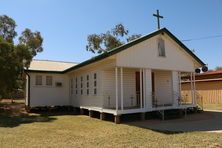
[24,28,206,123]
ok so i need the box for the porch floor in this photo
[80,104,196,116]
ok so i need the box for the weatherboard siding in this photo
[102,68,136,108]
[172,71,180,105]
[116,34,195,72]
[29,73,70,107]
[154,70,173,105]
[70,70,103,107]
[69,59,116,108]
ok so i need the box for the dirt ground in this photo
[128,110,222,133]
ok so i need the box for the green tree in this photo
[86,24,141,54]
[215,66,222,70]
[19,28,43,57]
[0,37,20,97]
[0,15,43,98]
[0,15,17,43]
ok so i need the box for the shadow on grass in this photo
[0,114,56,128]
[124,111,222,134]
[0,100,56,128]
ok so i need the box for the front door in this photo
[135,72,143,106]
[152,72,157,106]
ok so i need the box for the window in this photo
[70,78,73,94]
[75,77,78,94]
[46,76,53,86]
[87,89,89,95]
[35,75,42,85]
[86,75,89,95]
[93,73,97,95]
[81,76,83,95]
[55,82,62,87]
[87,82,89,88]
[157,38,165,57]
[87,75,89,81]
[75,77,78,89]
[94,88,97,95]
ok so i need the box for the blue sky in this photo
[1,0,222,69]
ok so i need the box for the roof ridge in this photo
[107,28,166,53]
[33,59,79,64]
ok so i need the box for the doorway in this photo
[135,71,143,106]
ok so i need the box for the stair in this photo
[156,109,184,120]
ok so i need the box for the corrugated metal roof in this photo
[28,59,78,72]
[26,28,205,74]
[64,28,205,73]
[196,70,222,76]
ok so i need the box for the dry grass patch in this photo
[204,104,222,110]
[0,100,222,148]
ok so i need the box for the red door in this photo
[135,72,143,106]
[151,72,157,106]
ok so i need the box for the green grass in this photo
[0,100,222,148]
[203,104,222,110]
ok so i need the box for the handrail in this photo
[195,91,203,110]
[152,92,158,107]
[173,91,189,105]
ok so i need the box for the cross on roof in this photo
[153,10,163,30]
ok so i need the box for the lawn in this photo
[0,100,222,148]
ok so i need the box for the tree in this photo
[0,37,20,97]
[0,15,43,98]
[19,28,43,57]
[0,15,17,43]
[86,24,141,54]
[215,66,222,70]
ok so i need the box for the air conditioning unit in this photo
[55,82,62,87]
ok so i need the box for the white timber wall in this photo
[102,68,137,108]
[172,71,180,106]
[144,69,152,109]
[102,69,116,108]
[116,34,196,72]
[29,73,70,107]
[154,70,173,105]
[70,70,103,107]
[69,59,116,108]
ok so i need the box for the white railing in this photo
[152,92,158,107]
[173,91,193,106]
[195,91,203,110]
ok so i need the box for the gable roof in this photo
[25,28,205,74]
[26,59,77,73]
[63,28,205,73]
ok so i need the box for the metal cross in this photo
[153,10,163,29]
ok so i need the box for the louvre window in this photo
[46,76,53,86]
[70,78,73,94]
[81,76,83,95]
[94,88,97,95]
[86,75,89,95]
[35,75,42,85]
[158,38,166,57]
[75,77,78,94]
[94,73,97,95]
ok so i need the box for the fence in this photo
[181,90,222,104]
